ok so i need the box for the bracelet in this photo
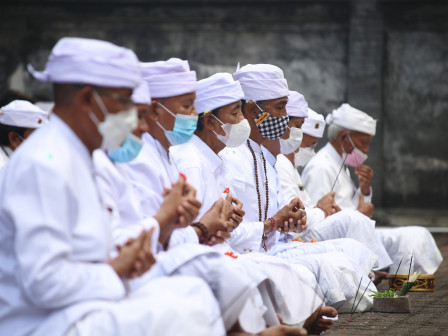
[315,206,328,217]
[192,222,209,244]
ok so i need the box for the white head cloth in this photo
[0,100,48,128]
[131,80,151,104]
[326,103,376,136]
[141,58,197,98]
[233,64,289,101]
[27,37,141,89]
[302,108,326,138]
[194,73,244,114]
[286,91,308,118]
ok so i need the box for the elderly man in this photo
[276,107,392,277]
[0,100,48,171]
[0,37,224,336]
[302,103,443,274]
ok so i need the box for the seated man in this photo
[0,99,48,171]
[276,107,392,276]
[0,37,224,336]
[302,103,443,274]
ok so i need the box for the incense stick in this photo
[349,276,363,315]
[331,152,348,191]
[344,278,373,331]
[352,278,373,314]
[407,252,414,282]
[392,257,404,286]
[343,276,363,330]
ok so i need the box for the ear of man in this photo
[8,131,22,150]
[244,101,259,119]
[146,100,159,122]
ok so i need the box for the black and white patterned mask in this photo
[253,102,289,140]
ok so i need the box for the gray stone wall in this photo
[1,0,447,209]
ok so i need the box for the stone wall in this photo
[0,0,447,209]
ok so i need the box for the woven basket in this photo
[388,274,435,292]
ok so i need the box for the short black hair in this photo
[0,123,28,146]
[53,83,86,105]
[196,107,221,132]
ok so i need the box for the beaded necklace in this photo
[246,139,269,222]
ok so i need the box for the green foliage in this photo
[368,289,398,298]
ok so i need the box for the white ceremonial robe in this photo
[219,139,379,310]
[93,149,160,250]
[171,135,265,253]
[120,132,199,248]
[276,154,392,270]
[171,135,325,326]
[301,142,443,274]
[0,115,224,336]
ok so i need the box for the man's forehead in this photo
[350,131,372,140]
[265,97,288,105]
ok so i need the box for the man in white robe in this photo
[276,107,392,274]
[302,103,443,274]
[0,37,225,336]
[0,99,48,171]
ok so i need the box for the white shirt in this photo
[0,115,125,336]
[301,142,372,209]
[275,154,325,231]
[93,149,160,252]
[219,139,285,250]
[120,132,198,248]
[171,135,264,253]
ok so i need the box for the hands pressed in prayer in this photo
[355,164,373,196]
[109,228,156,279]
[156,177,202,246]
[198,198,232,246]
[357,194,374,218]
[265,197,307,234]
[316,191,341,217]
[223,193,245,230]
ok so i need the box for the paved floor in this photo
[325,247,448,336]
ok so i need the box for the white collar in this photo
[189,135,223,173]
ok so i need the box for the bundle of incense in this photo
[399,272,422,296]
[343,278,373,331]
[343,276,363,330]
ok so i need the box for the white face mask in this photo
[279,127,303,154]
[211,114,251,148]
[294,146,315,168]
[90,90,138,149]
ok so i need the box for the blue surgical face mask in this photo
[107,133,143,163]
[156,101,198,146]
